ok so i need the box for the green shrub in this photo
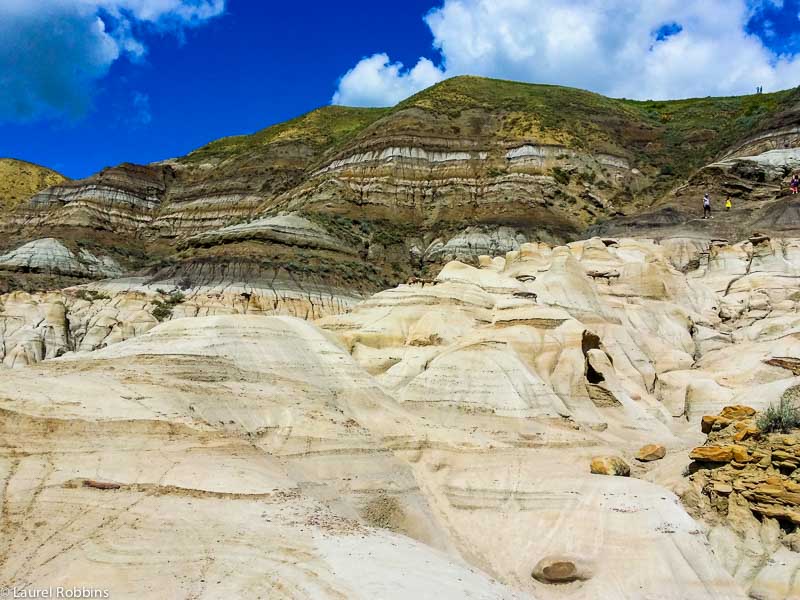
[151,305,172,322]
[551,167,570,185]
[75,289,110,302]
[150,290,185,322]
[486,167,506,178]
[757,392,800,433]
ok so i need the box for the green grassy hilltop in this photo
[184,75,798,184]
[0,158,67,212]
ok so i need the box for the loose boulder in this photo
[590,456,630,476]
[532,556,591,584]
[636,444,666,462]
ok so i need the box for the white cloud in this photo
[332,53,445,107]
[0,0,225,122]
[332,0,800,106]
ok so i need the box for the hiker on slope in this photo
[703,193,712,219]
[791,174,799,195]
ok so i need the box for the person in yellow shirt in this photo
[725,197,732,211]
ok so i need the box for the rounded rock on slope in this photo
[531,556,591,584]
[636,444,666,462]
[720,405,756,420]
[590,456,630,476]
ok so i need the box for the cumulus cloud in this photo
[332,0,800,106]
[0,0,225,122]
[332,53,445,107]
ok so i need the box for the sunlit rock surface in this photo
[0,238,122,278]
[4,234,800,597]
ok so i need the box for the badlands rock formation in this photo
[594,99,800,241]
[4,233,800,597]
[4,76,800,300]
[685,401,800,598]
[0,276,362,367]
[0,238,122,279]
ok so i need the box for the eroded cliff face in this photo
[3,234,800,597]
[594,94,800,241]
[268,108,638,237]
[6,77,799,299]
[0,273,363,367]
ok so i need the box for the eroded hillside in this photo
[2,77,799,299]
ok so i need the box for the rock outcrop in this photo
[0,312,743,599]
[0,238,122,278]
[8,233,793,597]
[0,158,66,212]
[684,400,800,598]
[0,278,362,367]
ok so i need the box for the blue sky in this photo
[1,0,799,179]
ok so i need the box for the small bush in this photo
[757,393,800,433]
[150,290,185,322]
[486,167,506,178]
[75,289,110,302]
[151,304,172,322]
[551,167,570,186]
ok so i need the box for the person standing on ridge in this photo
[725,196,732,211]
[791,174,799,195]
[703,193,712,219]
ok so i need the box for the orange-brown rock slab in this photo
[720,405,756,420]
[689,445,751,463]
[701,415,732,434]
[636,444,667,462]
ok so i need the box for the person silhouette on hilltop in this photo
[791,174,799,195]
[703,193,712,219]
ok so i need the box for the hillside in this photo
[188,76,796,187]
[0,158,67,211]
[1,76,799,296]
[399,76,794,178]
[185,105,390,164]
